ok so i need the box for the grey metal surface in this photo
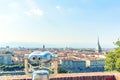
[32,70,49,80]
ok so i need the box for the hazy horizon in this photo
[0,41,115,48]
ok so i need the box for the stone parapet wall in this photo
[50,75,115,80]
[0,72,120,80]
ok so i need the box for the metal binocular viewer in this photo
[24,51,58,80]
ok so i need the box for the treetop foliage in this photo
[105,40,120,72]
[114,40,120,47]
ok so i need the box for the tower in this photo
[43,45,45,50]
[95,37,102,53]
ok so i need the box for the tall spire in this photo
[43,44,45,51]
[95,37,102,53]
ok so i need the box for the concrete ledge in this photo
[0,72,119,80]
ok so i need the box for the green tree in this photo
[4,51,13,54]
[0,63,24,71]
[58,66,68,73]
[105,40,120,71]
[114,40,120,47]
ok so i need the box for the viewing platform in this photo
[0,72,120,80]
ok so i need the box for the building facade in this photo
[60,59,86,73]
[60,58,105,73]
[0,54,13,65]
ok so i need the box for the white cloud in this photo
[0,15,13,23]
[56,6,61,11]
[24,11,32,16]
[24,8,44,16]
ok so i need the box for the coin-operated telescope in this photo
[28,51,57,63]
[24,51,58,80]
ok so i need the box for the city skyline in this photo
[0,0,120,48]
[0,41,115,48]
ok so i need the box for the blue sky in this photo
[0,0,120,48]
